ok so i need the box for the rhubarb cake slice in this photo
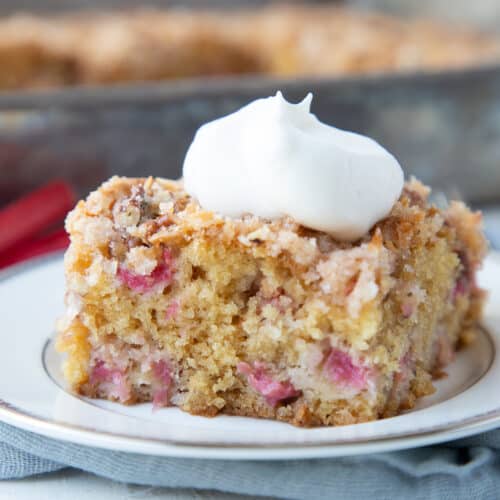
[56,176,486,426]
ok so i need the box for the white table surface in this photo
[0,469,268,500]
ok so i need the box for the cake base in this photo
[56,177,486,427]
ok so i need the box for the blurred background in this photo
[0,0,500,266]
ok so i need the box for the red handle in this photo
[0,228,69,269]
[0,180,75,254]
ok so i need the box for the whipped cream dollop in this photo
[183,92,404,241]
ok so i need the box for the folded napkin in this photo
[1,200,499,498]
[1,422,500,499]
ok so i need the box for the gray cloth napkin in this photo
[1,422,500,499]
[1,208,499,498]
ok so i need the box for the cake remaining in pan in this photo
[0,6,499,90]
[56,176,486,426]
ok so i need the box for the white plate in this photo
[1,252,500,460]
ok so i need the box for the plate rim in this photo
[1,251,500,460]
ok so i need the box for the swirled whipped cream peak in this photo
[183,91,404,241]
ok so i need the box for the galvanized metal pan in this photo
[1,65,499,205]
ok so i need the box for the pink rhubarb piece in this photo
[452,275,469,302]
[401,302,415,318]
[89,360,130,402]
[151,359,172,409]
[165,300,180,320]
[237,361,301,406]
[323,348,369,390]
[118,248,174,293]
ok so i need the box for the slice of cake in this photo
[55,176,486,426]
[56,94,487,427]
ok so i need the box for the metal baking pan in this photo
[0,1,499,206]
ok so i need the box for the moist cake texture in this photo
[0,6,499,90]
[56,176,486,426]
